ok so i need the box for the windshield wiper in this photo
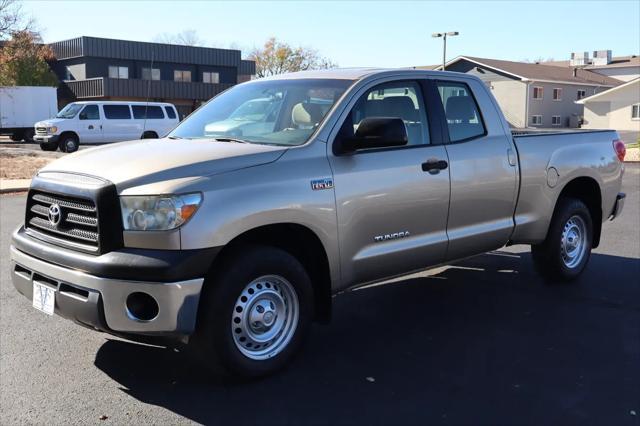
[212,137,250,144]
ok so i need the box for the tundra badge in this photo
[374,231,410,242]
[311,178,334,190]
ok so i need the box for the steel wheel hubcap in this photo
[561,215,587,269]
[231,275,299,360]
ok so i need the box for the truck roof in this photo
[258,68,471,81]
[69,101,176,107]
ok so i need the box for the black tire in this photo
[39,141,58,151]
[141,131,158,139]
[23,129,35,143]
[531,197,593,283]
[59,134,79,153]
[10,132,23,142]
[191,245,314,378]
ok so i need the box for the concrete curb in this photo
[0,179,31,194]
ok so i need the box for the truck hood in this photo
[36,118,66,127]
[39,138,287,190]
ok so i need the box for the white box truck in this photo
[0,86,58,143]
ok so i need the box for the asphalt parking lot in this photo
[0,165,638,425]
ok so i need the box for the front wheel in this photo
[531,197,593,282]
[59,134,79,153]
[192,245,313,378]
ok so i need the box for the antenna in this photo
[142,50,154,135]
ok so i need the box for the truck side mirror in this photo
[338,117,408,153]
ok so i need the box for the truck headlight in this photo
[120,193,202,231]
[49,126,58,134]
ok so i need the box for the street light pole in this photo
[432,31,459,70]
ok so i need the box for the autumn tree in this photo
[0,30,58,86]
[248,37,336,78]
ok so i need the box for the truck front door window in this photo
[79,105,100,120]
[344,81,430,147]
[436,82,486,142]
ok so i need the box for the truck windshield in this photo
[169,78,353,146]
[56,103,83,119]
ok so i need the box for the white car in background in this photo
[34,101,179,152]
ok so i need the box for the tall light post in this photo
[432,31,459,70]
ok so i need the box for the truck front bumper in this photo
[10,227,220,337]
[33,134,59,144]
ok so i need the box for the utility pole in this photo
[432,31,459,70]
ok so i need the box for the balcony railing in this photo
[63,78,234,101]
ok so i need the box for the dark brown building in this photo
[49,36,255,119]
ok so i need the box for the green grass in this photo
[625,142,639,149]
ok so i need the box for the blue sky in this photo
[23,0,640,67]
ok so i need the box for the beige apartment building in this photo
[577,78,640,132]
[431,56,620,128]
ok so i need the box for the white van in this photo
[33,101,180,152]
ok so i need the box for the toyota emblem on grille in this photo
[48,203,62,226]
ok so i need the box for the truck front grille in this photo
[26,191,100,252]
[35,127,48,135]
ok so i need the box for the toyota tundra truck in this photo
[10,69,626,377]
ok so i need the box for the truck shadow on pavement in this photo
[94,250,640,425]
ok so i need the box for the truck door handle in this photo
[422,159,448,174]
[88,125,94,130]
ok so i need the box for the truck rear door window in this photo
[132,105,165,119]
[164,106,177,119]
[436,82,486,142]
[103,105,132,120]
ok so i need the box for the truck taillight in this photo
[613,139,626,162]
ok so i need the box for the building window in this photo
[551,115,562,126]
[203,71,219,84]
[108,66,128,79]
[531,115,543,126]
[174,70,192,82]
[552,88,562,101]
[632,104,640,120]
[577,90,587,100]
[142,68,160,81]
[532,86,543,100]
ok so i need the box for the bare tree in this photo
[248,37,337,78]
[152,30,204,46]
[522,56,556,64]
[0,0,32,40]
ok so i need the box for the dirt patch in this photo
[0,151,56,179]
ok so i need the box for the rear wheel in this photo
[531,197,593,282]
[59,134,79,153]
[10,132,23,142]
[23,129,35,143]
[192,245,313,378]
[141,131,158,139]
